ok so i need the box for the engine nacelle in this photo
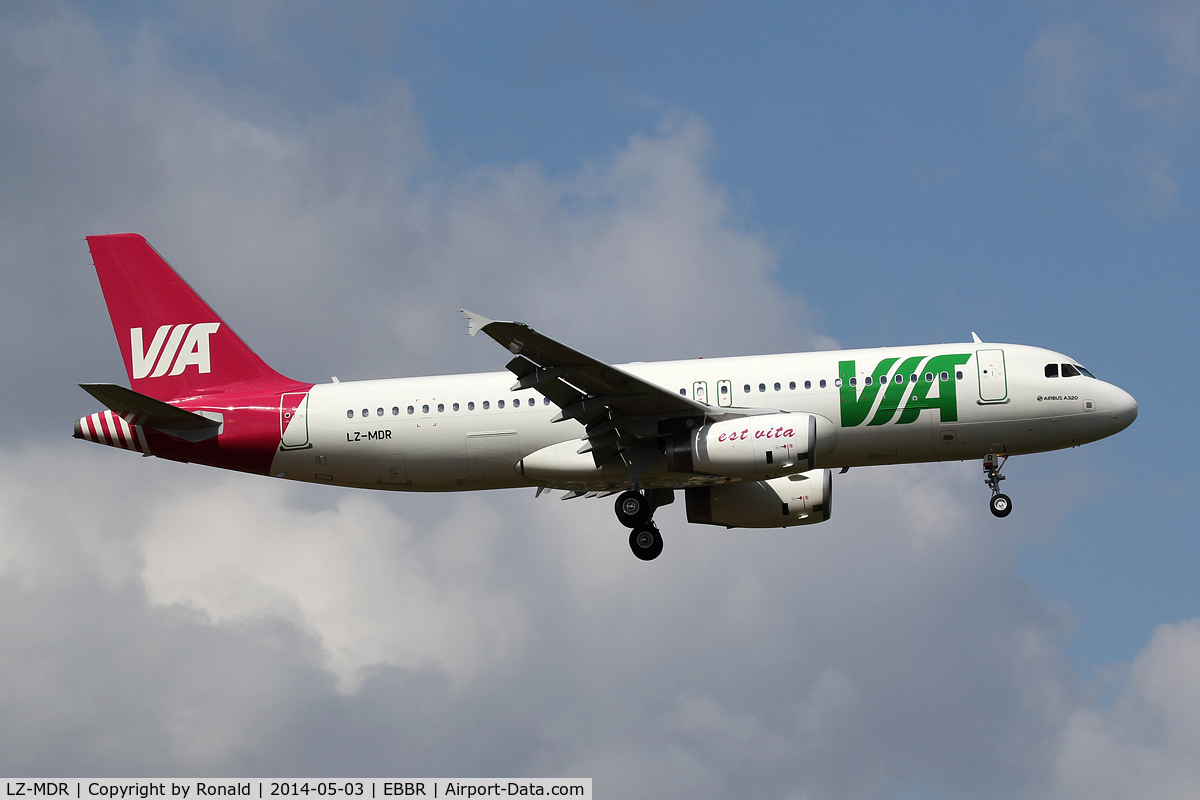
[685,469,832,528]
[666,413,837,478]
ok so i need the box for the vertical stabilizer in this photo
[86,233,294,400]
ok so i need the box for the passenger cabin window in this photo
[849,377,856,387]
[924,372,933,383]
[895,374,905,385]
[483,401,490,409]
[679,389,686,395]
[437,403,444,413]
[361,409,369,418]
[804,380,811,389]
[744,384,751,393]
[774,382,781,391]
[468,402,475,411]
[880,375,887,384]
[1045,363,1059,378]
[759,383,766,392]
[498,400,505,409]
[834,378,842,387]
[346,410,353,419]
[544,397,550,405]
[1061,363,1081,378]
[864,376,872,386]
[377,408,384,417]
[956,371,963,380]
[453,403,460,411]
[422,404,429,414]
[790,381,796,390]
[407,406,414,415]
[820,379,826,388]
[392,407,399,416]
[513,398,520,407]
[940,371,949,382]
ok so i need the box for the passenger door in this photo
[976,349,1008,402]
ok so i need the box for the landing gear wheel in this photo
[989,493,1012,518]
[615,490,650,528]
[629,525,663,561]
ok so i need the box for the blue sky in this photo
[2,1,1198,795]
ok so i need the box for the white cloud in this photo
[1025,21,1102,129]
[139,481,532,691]
[1041,619,1200,799]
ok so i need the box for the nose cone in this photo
[1110,386,1138,434]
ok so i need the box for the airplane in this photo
[74,234,1139,560]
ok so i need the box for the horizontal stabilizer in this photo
[78,383,219,431]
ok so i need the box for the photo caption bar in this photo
[1,781,591,800]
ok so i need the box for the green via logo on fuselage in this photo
[839,354,972,427]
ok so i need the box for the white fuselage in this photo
[269,342,1138,493]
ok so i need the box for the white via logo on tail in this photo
[130,323,221,379]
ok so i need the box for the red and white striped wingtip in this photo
[74,410,150,454]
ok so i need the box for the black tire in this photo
[629,525,663,561]
[990,493,1012,518]
[615,490,650,528]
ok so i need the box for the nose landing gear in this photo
[615,489,669,560]
[984,453,1012,518]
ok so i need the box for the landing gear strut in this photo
[984,453,1012,518]
[615,489,670,560]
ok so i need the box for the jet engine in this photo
[685,469,832,528]
[665,413,837,478]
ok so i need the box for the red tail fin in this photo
[87,233,295,400]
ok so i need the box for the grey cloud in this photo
[1,5,823,446]
[0,441,1087,797]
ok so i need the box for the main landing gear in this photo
[984,453,1012,518]
[615,489,665,561]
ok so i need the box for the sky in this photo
[1,1,1198,797]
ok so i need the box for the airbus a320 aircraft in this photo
[75,234,1138,560]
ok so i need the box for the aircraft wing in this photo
[461,310,715,420]
[461,310,775,473]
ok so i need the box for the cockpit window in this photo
[1045,363,1059,378]
[1076,364,1096,379]
[1061,363,1081,378]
